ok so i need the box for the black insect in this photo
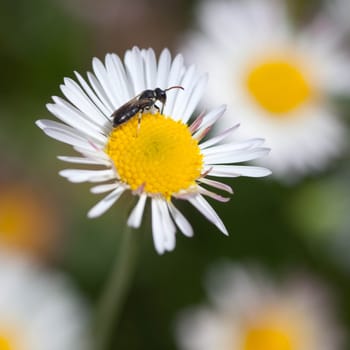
[111,86,184,128]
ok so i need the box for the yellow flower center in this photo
[243,326,293,350]
[245,56,313,115]
[106,112,203,200]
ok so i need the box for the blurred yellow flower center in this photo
[0,336,13,350]
[106,113,203,199]
[0,205,26,240]
[246,58,312,115]
[0,185,57,256]
[243,326,293,350]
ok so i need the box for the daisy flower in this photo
[182,0,350,180]
[176,264,343,350]
[0,249,89,350]
[36,47,270,254]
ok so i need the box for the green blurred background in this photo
[1,0,350,349]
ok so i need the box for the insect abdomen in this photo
[113,106,141,127]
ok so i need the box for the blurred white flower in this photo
[182,0,350,180]
[326,0,350,33]
[36,46,271,254]
[0,250,89,350]
[176,264,343,350]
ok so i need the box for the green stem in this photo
[95,225,139,350]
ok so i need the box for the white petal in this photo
[188,194,228,235]
[168,202,194,237]
[57,156,109,166]
[158,200,176,251]
[73,146,109,161]
[151,199,166,254]
[181,74,208,124]
[202,138,266,156]
[163,54,185,115]
[151,198,176,254]
[59,169,116,183]
[171,64,197,120]
[156,49,171,89]
[127,194,147,228]
[87,186,125,218]
[90,183,119,194]
[105,53,132,107]
[199,124,240,149]
[198,186,231,202]
[193,105,226,137]
[142,48,157,88]
[124,47,146,94]
[61,77,110,128]
[206,165,272,177]
[36,120,93,149]
[204,147,270,164]
[197,177,233,194]
[74,71,111,117]
[36,117,69,131]
[47,97,106,144]
[87,72,114,114]
[92,57,117,108]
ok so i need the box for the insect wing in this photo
[136,98,155,110]
[111,97,140,126]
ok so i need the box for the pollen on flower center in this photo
[245,57,313,115]
[106,113,203,199]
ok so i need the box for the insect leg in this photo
[136,110,143,136]
[160,103,165,114]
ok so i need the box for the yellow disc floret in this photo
[106,113,203,200]
[246,56,313,115]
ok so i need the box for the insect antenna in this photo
[161,86,184,114]
[164,85,184,92]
